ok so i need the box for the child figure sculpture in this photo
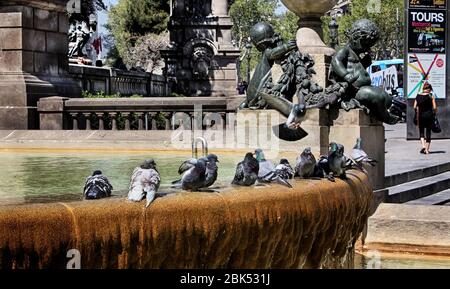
[330,19,399,124]
[241,22,298,109]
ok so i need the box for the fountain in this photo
[281,0,337,57]
[192,137,209,159]
[0,0,375,270]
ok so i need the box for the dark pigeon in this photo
[204,154,219,188]
[175,157,208,191]
[232,152,259,186]
[328,142,354,181]
[84,170,113,200]
[295,147,321,178]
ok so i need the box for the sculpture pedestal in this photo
[329,109,385,190]
[0,1,80,129]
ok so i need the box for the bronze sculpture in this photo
[329,19,399,125]
[241,20,399,141]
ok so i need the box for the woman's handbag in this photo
[432,114,442,133]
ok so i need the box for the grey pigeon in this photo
[84,170,113,200]
[295,147,318,178]
[128,159,161,207]
[175,157,209,191]
[351,138,377,170]
[255,149,275,179]
[255,149,292,188]
[232,152,259,186]
[328,142,354,181]
[204,154,219,188]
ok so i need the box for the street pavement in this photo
[385,123,450,177]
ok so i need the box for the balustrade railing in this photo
[38,97,233,131]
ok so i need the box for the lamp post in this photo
[245,41,253,83]
[328,17,339,49]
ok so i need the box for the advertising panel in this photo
[407,53,446,99]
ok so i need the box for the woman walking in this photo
[414,82,438,154]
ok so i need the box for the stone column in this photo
[280,0,337,88]
[329,109,385,190]
[0,0,81,130]
[211,0,228,16]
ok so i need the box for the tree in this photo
[107,0,170,59]
[69,0,107,24]
[323,0,404,60]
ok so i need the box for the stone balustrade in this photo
[69,64,169,97]
[38,97,232,131]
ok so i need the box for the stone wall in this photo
[0,171,372,269]
[0,0,80,129]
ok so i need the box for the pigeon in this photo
[204,154,219,188]
[295,147,321,178]
[83,170,113,200]
[328,142,354,181]
[128,159,161,207]
[351,138,378,170]
[255,149,275,179]
[275,159,294,180]
[174,157,209,191]
[232,152,260,186]
[255,149,292,188]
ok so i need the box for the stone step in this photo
[386,171,450,203]
[366,204,450,252]
[385,162,450,188]
[405,189,450,206]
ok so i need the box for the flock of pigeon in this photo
[83,138,376,208]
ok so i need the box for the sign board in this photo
[408,9,446,54]
[409,0,447,9]
[371,66,399,93]
[407,53,446,98]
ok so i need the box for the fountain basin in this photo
[280,0,338,17]
[0,171,372,269]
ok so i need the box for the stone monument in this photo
[161,0,240,97]
[0,0,80,129]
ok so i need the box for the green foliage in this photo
[69,0,107,24]
[81,91,143,98]
[230,0,298,80]
[323,0,404,60]
[273,11,298,42]
[107,0,170,59]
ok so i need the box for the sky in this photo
[98,0,288,35]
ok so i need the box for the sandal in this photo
[420,148,426,154]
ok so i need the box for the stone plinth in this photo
[0,0,80,129]
[0,171,372,269]
[329,109,385,190]
[37,96,68,130]
[236,109,331,158]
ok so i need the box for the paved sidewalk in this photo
[385,124,450,177]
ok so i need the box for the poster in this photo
[371,66,399,93]
[409,0,446,9]
[408,9,446,54]
[407,53,446,99]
